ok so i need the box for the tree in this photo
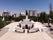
[0,19,6,29]
[40,12,48,23]
[50,10,53,19]
[28,16,37,21]
[14,16,26,21]
[49,3,53,19]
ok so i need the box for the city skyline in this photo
[0,0,53,14]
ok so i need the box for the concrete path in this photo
[0,31,53,40]
[0,22,53,40]
[0,22,19,37]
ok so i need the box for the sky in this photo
[0,0,53,14]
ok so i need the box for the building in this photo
[2,11,10,16]
[0,14,2,16]
[21,12,26,16]
[12,13,20,17]
[26,10,37,16]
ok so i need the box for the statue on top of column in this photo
[26,10,28,15]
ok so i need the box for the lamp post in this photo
[48,17,52,27]
[37,14,39,22]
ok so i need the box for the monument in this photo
[15,10,50,33]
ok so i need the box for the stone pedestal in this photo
[25,29,29,33]
[25,29,27,33]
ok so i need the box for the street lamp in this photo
[48,17,52,27]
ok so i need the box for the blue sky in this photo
[0,0,53,13]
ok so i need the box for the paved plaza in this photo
[0,22,53,40]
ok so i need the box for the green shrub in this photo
[0,20,6,29]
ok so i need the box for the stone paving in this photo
[0,22,53,40]
[0,31,53,40]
